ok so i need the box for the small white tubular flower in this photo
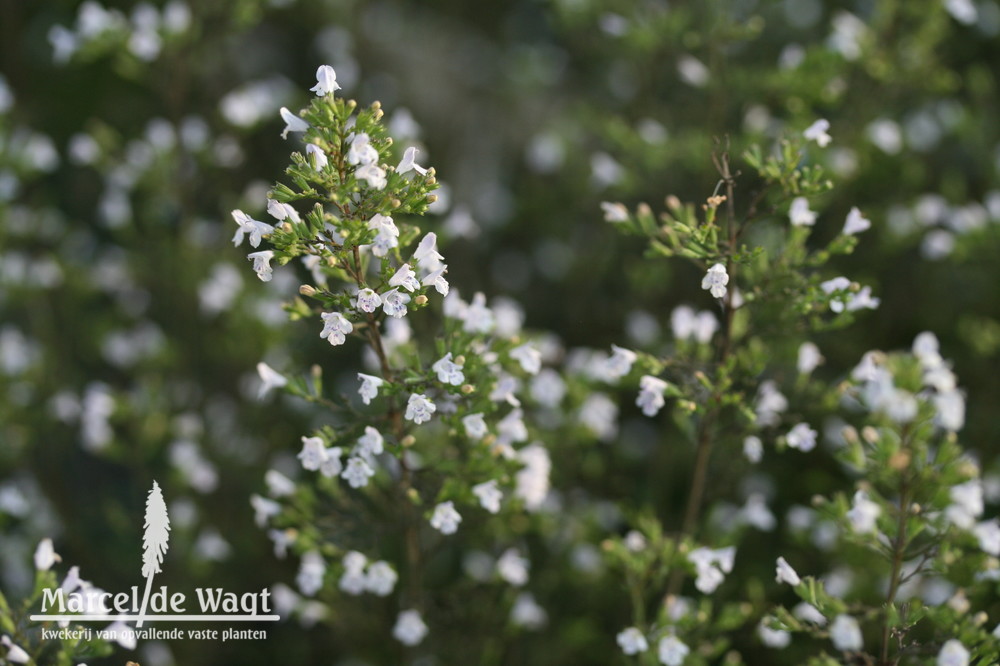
[496,548,530,586]
[775,556,801,585]
[310,65,341,96]
[247,250,275,282]
[789,197,817,226]
[414,232,445,269]
[472,480,503,514]
[658,635,690,666]
[755,380,788,426]
[432,353,464,385]
[946,480,983,529]
[306,143,328,170]
[937,639,970,666]
[821,276,852,312]
[296,551,326,596]
[636,375,669,417]
[356,426,384,459]
[256,362,287,399]
[279,107,309,139]
[381,288,410,318]
[250,494,281,527]
[934,390,965,431]
[421,266,450,296]
[496,409,528,445]
[973,520,1000,556]
[744,435,763,463]
[516,444,551,511]
[347,132,378,166]
[758,620,791,648]
[605,344,637,379]
[510,343,542,375]
[846,490,881,534]
[405,393,436,424]
[356,288,382,313]
[830,614,863,651]
[298,436,328,471]
[389,263,420,292]
[689,546,736,594]
[601,201,629,223]
[368,213,399,257]
[1,635,30,664]
[793,602,827,625]
[617,627,649,655]
[846,286,880,312]
[357,373,384,405]
[701,262,729,299]
[804,118,832,146]
[510,592,547,629]
[231,209,274,248]
[463,292,496,334]
[356,163,387,189]
[34,538,60,571]
[797,342,823,375]
[364,561,398,596]
[843,206,871,235]
[397,146,428,175]
[341,457,375,488]
[319,447,343,478]
[786,422,818,452]
[430,500,462,535]
[339,551,367,595]
[393,609,428,646]
[463,413,488,440]
[320,312,353,346]
[267,198,301,223]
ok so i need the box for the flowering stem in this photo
[879,479,911,666]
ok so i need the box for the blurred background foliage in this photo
[1,0,999,663]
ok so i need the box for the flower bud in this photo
[426,194,438,204]
[666,195,682,211]
[415,294,428,306]
[454,355,466,366]
[889,450,911,470]
[401,434,416,448]
[841,425,859,445]
[299,284,317,297]
[281,222,293,233]
[390,199,402,208]
[461,384,475,394]
[861,426,879,444]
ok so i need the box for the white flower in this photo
[310,65,341,96]
[789,197,817,226]
[356,288,382,313]
[843,206,871,235]
[247,250,275,282]
[463,413,488,440]
[432,353,464,385]
[319,312,353,346]
[758,620,791,648]
[405,393,436,424]
[341,457,375,488]
[497,409,528,445]
[946,480,983,529]
[256,362,287,399]
[636,375,669,417]
[937,639,970,666]
[231,209,274,248]
[496,548,529,586]
[658,635,690,666]
[356,163,386,189]
[579,393,618,440]
[430,500,462,535]
[368,214,399,257]
[250,494,281,527]
[847,286,880,312]
[793,602,826,625]
[339,551,367,595]
[786,422,817,452]
[821,276,852,312]
[605,344,637,379]
[846,490,881,534]
[775,556,801,585]
[357,373,384,405]
[804,119,832,146]
[744,435,763,463]
[279,107,308,139]
[510,592,547,629]
[388,263,420,293]
[1,635,30,663]
[397,146,427,175]
[393,609,428,646]
[472,480,503,514]
[298,436,328,471]
[347,132,378,166]
[531,369,566,408]
[319,448,343,478]
[755,380,788,426]
[701,263,729,299]
[414,232,444,269]
[934,390,965,431]
[364,561,397,596]
[296,551,326,596]
[616,627,648,655]
[742,494,776,531]
[797,342,823,374]
[830,614,862,651]
[266,199,300,223]
[306,143,328,170]
[34,538,60,571]
[973,520,1000,556]
[510,343,542,375]
[601,201,629,222]
[689,546,736,594]
[356,426,384,459]
[463,292,496,333]
[381,288,410,318]
[515,444,551,511]
[421,266,449,296]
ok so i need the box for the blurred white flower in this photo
[804,119,832,146]
[310,65,341,96]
